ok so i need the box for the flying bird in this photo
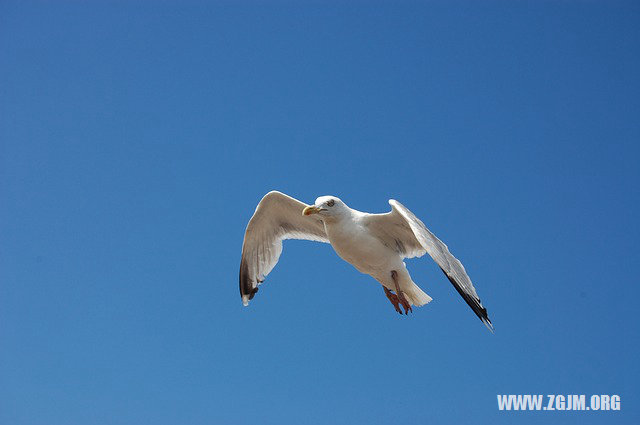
[239,191,493,331]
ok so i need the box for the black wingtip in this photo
[440,267,493,332]
[239,257,255,301]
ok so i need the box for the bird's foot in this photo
[383,286,411,315]
[388,270,413,315]
[383,286,403,314]
[397,290,413,314]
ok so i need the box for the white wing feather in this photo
[239,191,329,306]
[363,200,493,331]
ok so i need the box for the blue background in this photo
[1,1,639,424]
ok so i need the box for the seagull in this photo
[239,191,493,331]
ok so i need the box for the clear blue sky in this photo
[1,1,639,424]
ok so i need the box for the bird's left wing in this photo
[239,191,329,306]
[363,200,493,331]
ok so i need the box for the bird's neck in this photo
[323,208,360,228]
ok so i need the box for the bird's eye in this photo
[327,199,335,207]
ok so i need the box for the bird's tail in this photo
[405,282,433,306]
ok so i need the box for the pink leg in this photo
[383,286,403,315]
[391,270,412,314]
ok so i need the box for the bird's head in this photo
[302,196,348,220]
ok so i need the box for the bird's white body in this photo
[322,208,432,306]
[324,210,388,272]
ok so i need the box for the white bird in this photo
[239,191,493,331]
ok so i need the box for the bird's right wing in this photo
[239,191,329,306]
[363,200,493,331]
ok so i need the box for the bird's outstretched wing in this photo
[239,191,329,306]
[363,200,493,331]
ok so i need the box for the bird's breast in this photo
[325,220,395,273]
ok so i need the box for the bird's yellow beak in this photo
[302,205,321,216]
